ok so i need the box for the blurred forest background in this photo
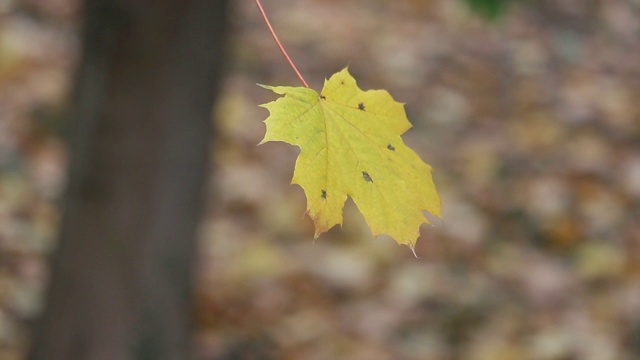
[1,0,640,359]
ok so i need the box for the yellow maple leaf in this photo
[259,68,441,248]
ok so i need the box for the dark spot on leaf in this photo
[340,81,345,85]
[358,102,365,111]
[387,144,395,151]
[319,95,326,100]
[362,171,373,183]
[321,190,327,199]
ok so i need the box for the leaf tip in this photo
[408,244,420,259]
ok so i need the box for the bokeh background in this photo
[1,0,640,359]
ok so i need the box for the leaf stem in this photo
[254,0,310,88]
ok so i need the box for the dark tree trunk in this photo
[29,1,229,359]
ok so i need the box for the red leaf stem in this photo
[254,0,310,88]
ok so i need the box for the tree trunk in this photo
[29,1,229,359]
